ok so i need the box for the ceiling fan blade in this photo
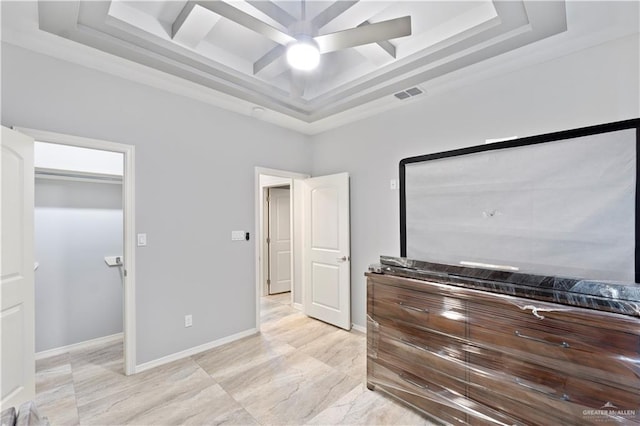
[314,16,411,53]
[358,21,396,58]
[246,1,297,28]
[311,1,359,29]
[195,1,295,46]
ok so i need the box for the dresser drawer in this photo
[368,357,466,424]
[369,280,466,337]
[468,297,639,354]
[375,319,467,381]
[369,358,526,426]
[468,378,640,425]
[467,349,640,425]
[467,299,640,388]
[468,385,568,426]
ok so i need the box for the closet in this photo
[34,142,124,355]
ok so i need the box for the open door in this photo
[302,173,350,330]
[1,126,35,408]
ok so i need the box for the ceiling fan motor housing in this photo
[286,20,321,71]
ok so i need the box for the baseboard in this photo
[293,302,303,311]
[135,328,258,374]
[351,323,366,334]
[36,332,123,360]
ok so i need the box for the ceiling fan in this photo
[176,1,412,95]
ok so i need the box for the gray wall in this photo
[3,30,638,361]
[1,43,312,364]
[35,179,123,352]
[311,34,640,328]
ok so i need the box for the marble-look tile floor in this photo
[35,293,434,425]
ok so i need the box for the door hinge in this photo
[267,279,271,285]
[124,269,128,277]
[266,237,271,244]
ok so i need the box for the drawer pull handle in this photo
[515,330,570,348]
[398,302,429,313]
[401,339,429,352]
[515,378,569,401]
[401,374,429,390]
[523,305,546,319]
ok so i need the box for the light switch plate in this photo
[137,233,147,246]
[231,230,245,241]
[390,179,397,190]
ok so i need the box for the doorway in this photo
[255,168,308,329]
[255,167,352,331]
[265,186,292,295]
[16,127,136,375]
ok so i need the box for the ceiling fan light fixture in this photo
[286,38,320,71]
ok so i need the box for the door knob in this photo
[337,256,349,262]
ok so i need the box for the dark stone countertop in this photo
[373,256,640,317]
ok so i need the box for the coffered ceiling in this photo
[1,1,638,134]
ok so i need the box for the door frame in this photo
[254,167,308,330]
[16,127,137,376]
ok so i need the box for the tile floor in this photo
[35,293,434,425]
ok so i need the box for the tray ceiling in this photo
[1,1,637,134]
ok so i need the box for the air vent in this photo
[393,87,424,100]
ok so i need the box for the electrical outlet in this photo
[184,314,193,327]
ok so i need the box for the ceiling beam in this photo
[254,45,286,75]
[193,1,295,46]
[172,1,196,39]
[246,1,297,28]
[312,1,359,30]
[290,70,307,98]
[172,1,220,48]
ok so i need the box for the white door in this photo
[1,126,35,408]
[268,187,291,294]
[303,173,350,330]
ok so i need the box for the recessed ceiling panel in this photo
[275,0,335,23]
[122,0,186,24]
[203,17,278,62]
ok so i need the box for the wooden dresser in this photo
[366,272,640,425]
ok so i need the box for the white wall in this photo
[311,34,640,328]
[35,179,123,352]
[1,43,312,364]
